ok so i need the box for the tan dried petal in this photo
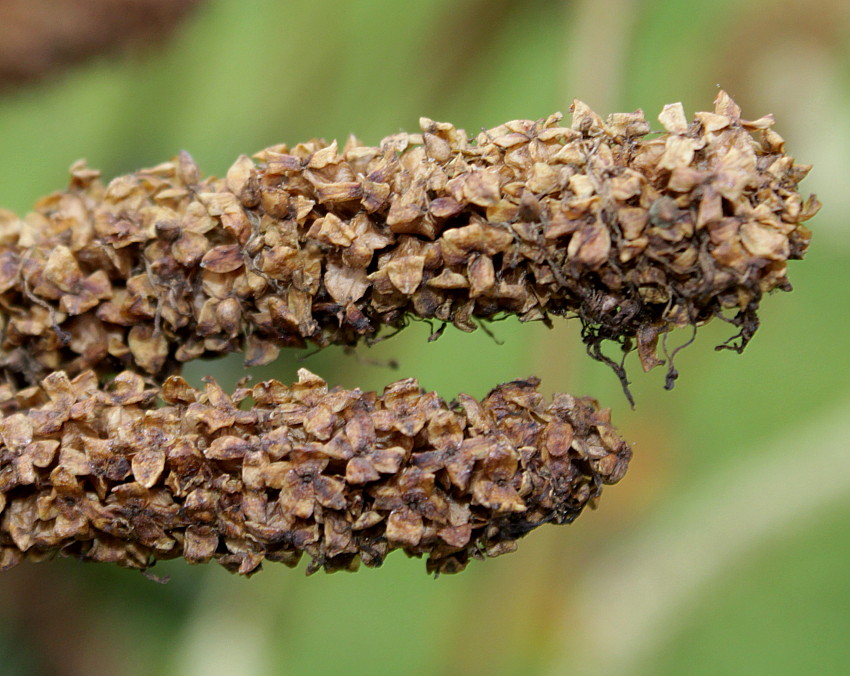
[184,526,219,564]
[658,102,689,133]
[427,410,463,452]
[200,245,244,273]
[243,335,280,368]
[27,440,58,468]
[428,196,462,219]
[325,262,369,304]
[426,269,469,289]
[386,509,424,547]
[740,222,790,261]
[544,421,574,457]
[345,456,380,485]
[107,370,149,404]
[226,155,257,202]
[568,221,611,268]
[370,447,406,474]
[463,169,501,207]
[172,231,210,266]
[132,448,165,488]
[352,511,383,530]
[43,245,83,291]
[303,403,335,441]
[0,413,33,452]
[310,213,356,247]
[468,255,496,298]
[658,135,702,170]
[386,255,424,295]
[57,448,90,475]
[127,325,169,374]
[205,435,251,461]
[471,481,526,513]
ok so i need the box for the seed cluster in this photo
[0,93,816,576]
[0,91,817,396]
[0,369,630,575]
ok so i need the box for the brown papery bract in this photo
[0,92,818,400]
[0,369,630,576]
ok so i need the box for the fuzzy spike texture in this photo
[0,91,817,397]
[0,368,630,576]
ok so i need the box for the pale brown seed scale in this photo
[0,92,817,395]
[0,368,630,576]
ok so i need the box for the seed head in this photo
[0,369,630,575]
[0,91,818,399]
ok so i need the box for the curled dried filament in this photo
[0,368,630,575]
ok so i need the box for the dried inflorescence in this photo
[0,91,817,398]
[0,94,818,576]
[0,368,630,575]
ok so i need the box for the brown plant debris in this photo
[0,0,203,90]
[0,368,630,575]
[0,91,817,400]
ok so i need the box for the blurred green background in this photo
[1,0,849,674]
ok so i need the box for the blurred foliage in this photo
[0,0,849,674]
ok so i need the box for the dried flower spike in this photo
[0,91,816,399]
[0,369,631,575]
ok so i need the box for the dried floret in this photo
[0,92,817,401]
[0,369,630,575]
